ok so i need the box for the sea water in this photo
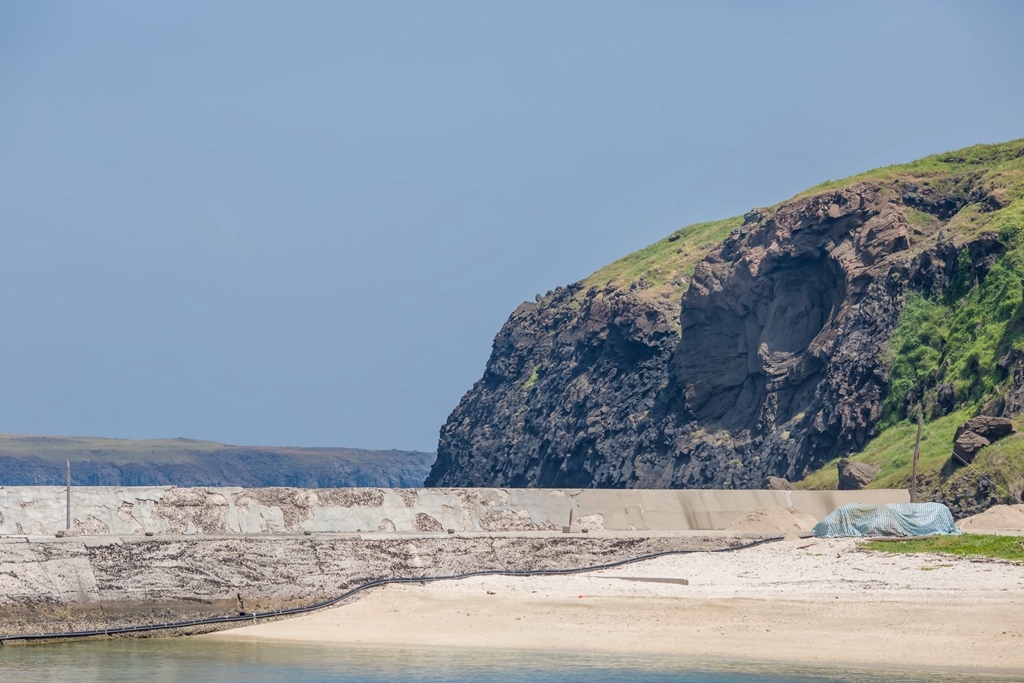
[0,639,1011,682]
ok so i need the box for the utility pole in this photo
[66,457,71,531]
[911,416,923,504]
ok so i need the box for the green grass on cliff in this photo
[796,410,971,491]
[975,432,1024,501]
[796,412,1024,503]
[579,139,1024,321]
[798,139,1024,203]
[884,242,1024,424]
[798,141,1024,499]
[581,215,743,313]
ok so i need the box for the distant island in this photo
[0,433,434,488]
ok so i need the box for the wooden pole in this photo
[911,416,922,503]
[66,457,71,531]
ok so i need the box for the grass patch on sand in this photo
[863,534,1024,562]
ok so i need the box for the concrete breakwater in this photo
[0,486,909,536]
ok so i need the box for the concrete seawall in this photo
[0,486,909,639]
[0,486,909,536]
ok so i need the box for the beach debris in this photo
[596,576,689,585]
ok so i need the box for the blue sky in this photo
[1,1,1022,451]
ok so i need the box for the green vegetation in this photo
[796,410,971,491]
[863,534,1024,562]
[883,247,1024,424]
[578,140,1024,330]
[796,141,1024,500]
[797,410,1024,504]
[795,139,1024,208]
[581,215,743,317]
[970,432,1024,502]
[570,139,1024,500]
[523,364,542,390]
[905,207,940,229]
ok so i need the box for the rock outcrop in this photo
[837,459,880,490]
[429,142,1024,490]
[951,416,1016,465]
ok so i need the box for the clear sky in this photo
[1,1,1022,451]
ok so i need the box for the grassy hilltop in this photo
[430,137,1024,500]
[569,139,1024,504]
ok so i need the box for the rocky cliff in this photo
[428,140,1024,490]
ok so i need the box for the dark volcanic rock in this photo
[428,283,679,487]
[956,416,1016,442]
[837,459,880,490]
[428,174,1012,490]
[952,431,990,465]
[951,416,1016,465]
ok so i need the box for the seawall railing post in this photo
[66,457,71,531]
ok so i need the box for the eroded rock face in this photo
[428,182,1000,489]
[675,187,909,464]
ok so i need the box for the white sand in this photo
[957,504,1024,534]
[210,538,1024,673]
[726,505,817,533]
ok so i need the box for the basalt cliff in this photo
[428,140,1024,495]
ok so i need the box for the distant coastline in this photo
[0,433,434,488]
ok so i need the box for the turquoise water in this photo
[0,640,1012,682]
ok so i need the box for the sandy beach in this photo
[210,537,1024,673]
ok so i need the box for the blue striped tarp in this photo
[812,502,960,538]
